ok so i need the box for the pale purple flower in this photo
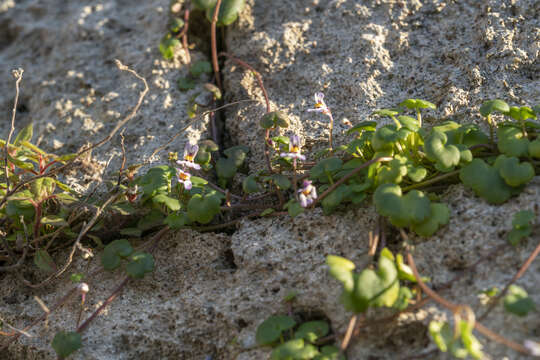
[177,169,193,190]
[307,92,330,115]
[280,134,306,161]
[298,180,317,207]
[524,340,540,357]
[77,282,89,304]
[176,142,201,170]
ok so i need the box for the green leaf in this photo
[371,125,410,151]
[152,194,181,211]
[493,155,534,187]
[6,152,34,171]
[126,251,154,279]
[138,165,176,197]
[205,0,246,26]
[406,164,427,182]
[397,115,420,131]
[52,331,82,358]
[190,176,208,187]
[242,174,260,194]
[192,0,216,10]
[479,99,509,117]
[322,185,351,214]
[459,159,512,204]
[177,77,196,91]
[400,99,436,110]
[313,345,345,360]
[286,200,304,218]
[410,203,450,237]
[70,273,84,283]
[101,239,133,271]
[529,139,540,158]
[203,83,222,100]
[355,248,399,308]
[13,124,33,145]
[55,192,78,205]
[164,212,190,229]
[310,157,343,182]
[272,174,291,190]
[170,17,185,32]
[260,111,289,129]
[6,190,35,221]
[294,321,329,343]
[373,184,431,227]
[187,192,222,224]
[195,140,219,165]
[346,120,377,135]
[259,208,274,217]
[190,60,212,78]
[19,140,47,155]
[326,255,355,291]
[272,135,290,145]
[508,106,536,121]
[159,37,180,60]
[459,320,483,359]
[224,145,250,167]
[497,126,529,157]
[110,202,136,215]
[372,109,399,118]
[429,321,454,353]
[393,286,413,310]
[283,290,298,302]
[216,157,237,180]
[424,130,460,170]
[504,285,535,316]
[30,177,56,202]
[119,228,142,237]
[41,215,68,227]
[137,209,165,231]
[460,124,489,147]
[376,157,407,185]
[513,210,535,228]
[271,339,319,360]
[34,249,56,273]
[256,315,296,345]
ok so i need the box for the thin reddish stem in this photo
[406,252,530,355]
[211,0,222,90]
[182,9,191,64]
[478,240,540,321]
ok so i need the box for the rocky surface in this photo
[0,0,209,193]
[224,0,539,170]
[1,0,539,359]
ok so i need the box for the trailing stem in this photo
[211,0,222,90]
[406,252,531,355]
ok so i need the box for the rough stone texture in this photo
[0,0,209,193]
[224,0,539,170]
[1,0,540,359]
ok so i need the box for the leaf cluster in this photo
[256,315,343,360]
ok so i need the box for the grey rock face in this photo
[1,0,539,359]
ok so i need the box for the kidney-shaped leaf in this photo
[52,331,82,358]
[126,251,154,279]
[459,159,512,205]
[294,321,329,343]
[355,250,399,308]
[187,192,221,224]
[493,155,534,187]
[271,339,319,360]
[256,315,296,346]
